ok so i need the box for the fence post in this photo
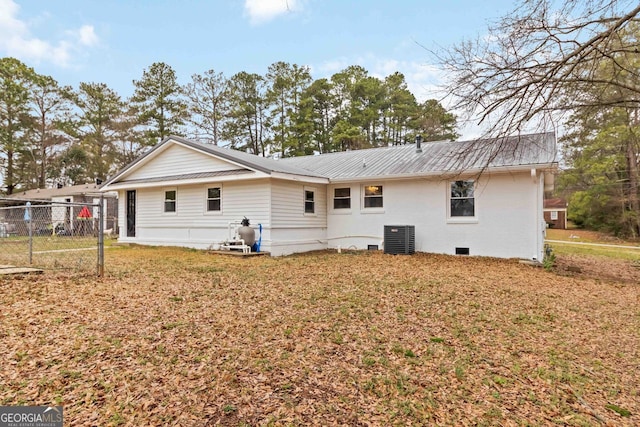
[98,195,104,277]
[25,201,33,264]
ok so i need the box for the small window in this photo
[304,189,315,214]
[550,210,558,220]
[333,187,351,209]
[207,187,221,212]
[450,180,474,217]
[456,247,470,255]
[164,190,176,213]
[364,185,383,208]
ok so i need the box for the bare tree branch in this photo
[434,0,640,141]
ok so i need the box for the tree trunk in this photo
[6,149,14,195]
[626,135,640,237]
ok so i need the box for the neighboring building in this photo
[8,183,118,234]
[544,197,568,229]
[101,133,557,261]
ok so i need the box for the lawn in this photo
[1,246,639,426]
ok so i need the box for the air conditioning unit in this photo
[384,225,415,255]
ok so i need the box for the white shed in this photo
[100,133,557,260]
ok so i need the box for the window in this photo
[333,187,351,209]
[364,185,383,208]
[550,211,558,220]
[164,190,176,213]
[207,187,221,212]
[304,189,315,214]
[450,180,474,217]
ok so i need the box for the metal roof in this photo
[279,132,557,180]
[102,133,557,188]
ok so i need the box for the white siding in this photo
[117,190,126,239]
[327,172,540,260]
[126,143,245,181]
[118,180,271,249]
[269,179,327,256]
[116,170,543,259]
[536,171,546,261]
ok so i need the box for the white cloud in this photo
[77,25,99,47]
[0,0,99,67]
[244,0,300,25]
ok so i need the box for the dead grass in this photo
[546,228,640,246]
[1,247,639,426]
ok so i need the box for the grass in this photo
[0,246,638,425]
[547,241,640,260]
[546,228,640,259]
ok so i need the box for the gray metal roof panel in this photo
[280,132,557,179]
[103,133,556,187]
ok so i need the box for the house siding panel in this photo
[118,179,271,248]
[327,172,540,260]
[126,143,245,181]
[269,179,327,255]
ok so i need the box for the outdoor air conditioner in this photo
[384,225,415,255]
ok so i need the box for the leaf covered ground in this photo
[1,247,639,426]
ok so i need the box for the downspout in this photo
[532,168,541,261]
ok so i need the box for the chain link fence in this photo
[0,198,105,275]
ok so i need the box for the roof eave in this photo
[101,171,271,191]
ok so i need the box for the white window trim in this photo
[163,187,177,214]
[304,186,316,216]
[447,180,477,223]
[550,210,558,220]
[361,184,384,213]
[204,184,223,215]
[330,186,352,214]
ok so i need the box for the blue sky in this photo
[1,0,515,135]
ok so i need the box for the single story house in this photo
[100,133,557,260]
[7,183,118,235]
[544,197,568,229]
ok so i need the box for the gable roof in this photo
[102,132,557,189]
[280,132,557,181]
[102,135,327,188]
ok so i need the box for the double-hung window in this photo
[333,188,351,209]
[206,187,221,212]
[363,185,383,208]
[304,189,315,214]
[450,180,474,217]
[164,189,176,213]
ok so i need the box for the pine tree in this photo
[131,62,187,144]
